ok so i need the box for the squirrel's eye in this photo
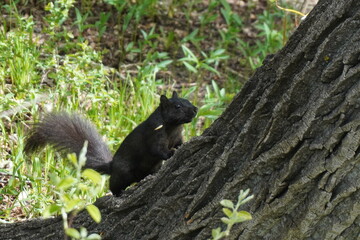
[175,104,181,109]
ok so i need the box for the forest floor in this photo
[8,0,281,87]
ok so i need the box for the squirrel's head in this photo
[160,91,198,125]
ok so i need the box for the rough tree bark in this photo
[2,0,360,239]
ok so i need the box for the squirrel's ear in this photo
[172,91,178,99]
[160,95,169,106]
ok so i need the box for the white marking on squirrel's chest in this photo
[154,125,163,131]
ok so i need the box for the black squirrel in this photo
[25,91,197,196]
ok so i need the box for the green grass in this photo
[0,0,299,222]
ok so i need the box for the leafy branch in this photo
[211,189,254,240]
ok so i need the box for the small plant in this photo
[218,0,243,48]
[211,189,254,240]
[181,0,202,29]
[74,8,92,41]
[238,10,285,70]
[95,12,111,40]
[104,0,155,60]
[138,26,160,59]
[179,45,229,79]
[199,0,220,31]
[43,142,106,240]
[201,81,229,118]
[105,0,157,39]
[181,29,204,51]
[44,0,75,34]
[0,14,38,92]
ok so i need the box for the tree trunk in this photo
[2,0,360,239]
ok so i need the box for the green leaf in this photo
[201,63,219,75]
[45,2,54,11]
[82,168,102,184]
[179,57,197,63]
[212,49,226,56]
[140,29,148,39]
[233,14,243,26]
[221,217,231,225]
[222,208,233,218]
[211,227,221,238]
[181,45,197,60]
[67,153,78,167]
[239,194,254,206]
[183,61,198,73]
[43,204,61,217]
[238,189,250,201]
[86,204,101,223]
[79,227,88,238]
[123,8,135,32]
[212,80,220,94]
[78,182,89,191]
[157,60,173,69]
[57,176,76,190]
[235,211,252,222]
[125,42,134,51]
[220,199,234,209]
[65,228,80,239]
[220,8,230,25]
[238,189,253,205]
[67,32,74,39]
[201,51,208,59]
[181,29,199,43]
[219,0,231,12]
[65,199,82,212]
[87,233,102,240]
[220,89,226,98]
[78,141,88,167]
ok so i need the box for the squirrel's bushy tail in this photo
[25,112,112,174]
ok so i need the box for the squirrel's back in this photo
[25,112,112,174]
